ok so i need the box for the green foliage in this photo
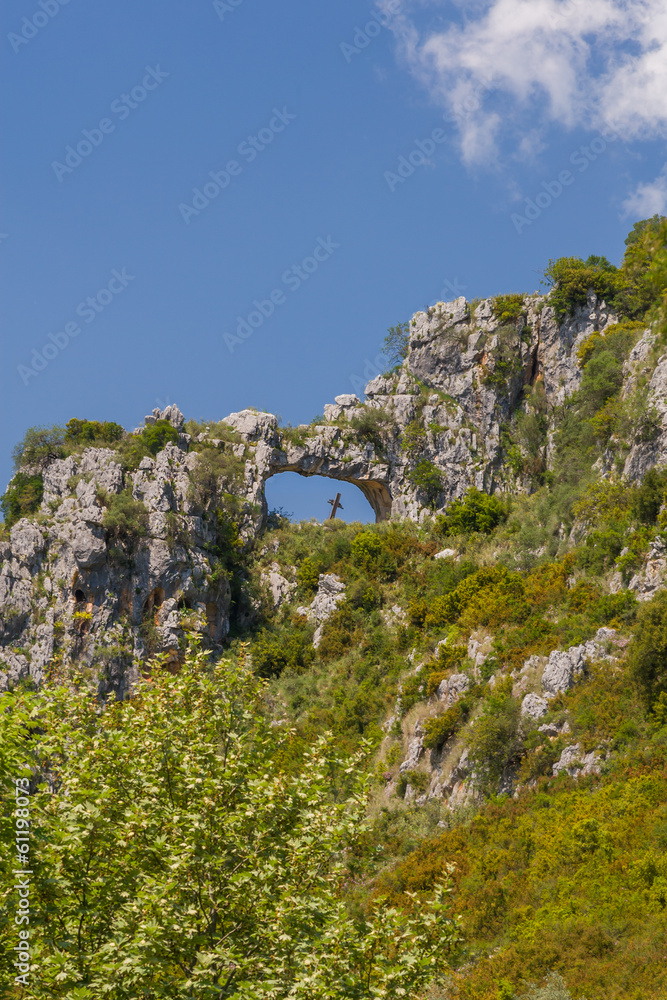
[12,425,65,470]
[467,685,523,790]
[518,972,574,999]
[627,589,667,708]
[543,219,667,325]
[0,472,43,527]
[422,701,468,751]
[350,531,397,579]
[252,626,315,678]
[406,459,444,509]
[437,487,508,537]
[0,647,460,997]
[141,418,180,455]
[100,490,150,548]
[65,418,124,445]
[492,293,525,323]
[383,320,410,368]
[347,406,389,450]
[542,255,623,322]
[188,445,245,510]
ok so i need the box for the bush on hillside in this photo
[406,459,445,509]
[142,418,180,455]
[0,472,44,527]
[627,589,667,709]
[436,487,508,536]
[100,490,150,548]
[492,293,525,323]
[0,646,460,997]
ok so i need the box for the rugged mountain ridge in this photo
[2,285,665,698]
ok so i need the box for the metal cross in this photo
[327,492,344,520]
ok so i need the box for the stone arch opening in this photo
[264,470,392,524]
[74,588,86,603]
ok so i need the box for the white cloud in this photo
[623,167,667,218]
[378,0,667,165]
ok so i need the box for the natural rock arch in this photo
[264,467,393,522]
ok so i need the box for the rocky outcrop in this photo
[541,628,618,698]
[219,291,622,524]
[0,409,233,698]
[297,573,346,648]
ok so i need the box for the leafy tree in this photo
[383,321,410,368]
[542,255,623,323]
[436,487,508,536]
[0,472,44,527]
[65,418,124,445]
[11,425,65,470]
[0,646,460,997]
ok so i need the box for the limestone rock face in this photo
[210,291,621,524]
[437,673,471,707]
[553,744,604,778]
[521,692,549,718]
[541,628,617,698]
[297,573,346,648]
[0,442,232,697]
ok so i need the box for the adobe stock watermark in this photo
[8,0,72,55]
[179,106,296,224]
[384,126,447,191]
[213,0,245,21]
[18,267,135,385]
[13,777,32,988]
[512,124,621,234]
[340,1,400,63]
[51,66,169,182]
[224,236,339,353]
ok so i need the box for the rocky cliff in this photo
[2,286,665,698]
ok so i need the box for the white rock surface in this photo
[521,692,549,719]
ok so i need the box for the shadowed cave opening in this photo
[264,473,384,524]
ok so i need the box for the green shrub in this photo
[492,293,525,323]
[406,459,444,509]
[542,255,623,322]
[252,627,315,678]
[65,418,124,445]
[633,467,667,524]
[101,490,150,548]
[12,425,65,470]
[187,446,245,509]
[350,531,396,579]
[627,589,667,708]
[296,555,325,594]
[142,419,180,456]
[423,702,468,751]
[348,407,389,450]
[437,487,508,536]
[0,472,44,527]
[467,689,523,790]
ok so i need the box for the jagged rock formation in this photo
[1,286,664,699]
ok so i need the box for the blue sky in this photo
[2,0,666,523]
